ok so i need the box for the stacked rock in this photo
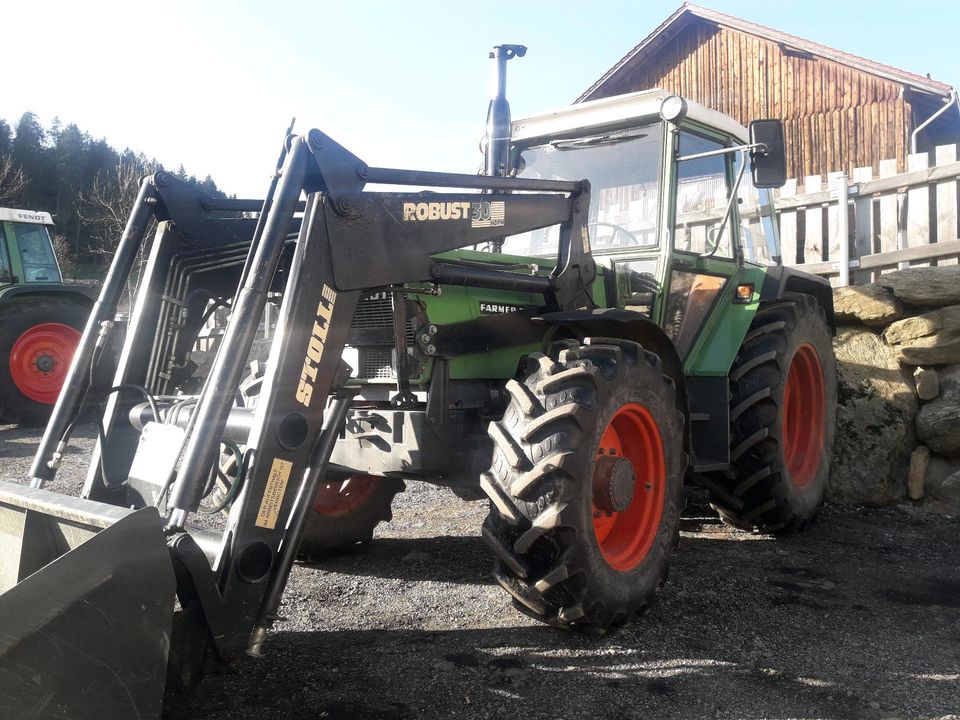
[829,266,960,516]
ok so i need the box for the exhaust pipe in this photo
[483,44,526,178]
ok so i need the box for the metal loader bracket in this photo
[0,120,594,720]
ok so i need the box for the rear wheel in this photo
[708,294,836,532]
[297,474,405,558]
[0,298,87,426]
[481,338,685,630]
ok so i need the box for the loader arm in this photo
[1,129,592,718]
[152,132,594,656]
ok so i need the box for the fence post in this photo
[837,174,850,286]
[803,175,824,263]
[852,166,874,284]
[827,172,845,265]
[936,143,959,266]
[897,190,910,270]
[778,179,798,265]
[907,151,931,267]
[878,159,899,269]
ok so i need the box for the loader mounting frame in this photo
[1,126,593,718]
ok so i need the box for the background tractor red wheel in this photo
[0,298,87,426]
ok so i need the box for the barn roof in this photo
[577,3,955,102]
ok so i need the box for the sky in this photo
[5,0,960,198]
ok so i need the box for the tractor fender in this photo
[759,266,835,331]
[0,283,96,309]
[535,309,687,419]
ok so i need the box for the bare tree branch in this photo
[0,153,28,206]
[79,158,157,307]
[51,233,75,279]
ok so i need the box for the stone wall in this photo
[830,266,960,516]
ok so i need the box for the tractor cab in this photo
[0,208,64,285]
[504,89,787,368]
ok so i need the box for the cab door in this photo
[661,125,784,470]
[660,126,743,363]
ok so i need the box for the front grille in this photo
[350,291,419,379]
[352,292,416,341]
[354,292,393,328]
[358,348,395,379]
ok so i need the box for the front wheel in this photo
[481,338,686,630]
[296,474,405,558]
[708,294,837,532]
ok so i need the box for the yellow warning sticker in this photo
[255,458,293,529]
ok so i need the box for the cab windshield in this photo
[502,123,663,258]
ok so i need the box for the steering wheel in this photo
[588,222,640,247]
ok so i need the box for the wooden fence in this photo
[777,143,960,285]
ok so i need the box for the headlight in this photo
[659,95,688,123]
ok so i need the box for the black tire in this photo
[297,475,405,558]
[708,294,837,533]
[0,297,87,426]
[480,338,686,630]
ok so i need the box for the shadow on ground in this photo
[181,505,960,720]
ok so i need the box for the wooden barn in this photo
[577,3,960,179]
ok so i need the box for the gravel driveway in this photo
[2,424,958,720]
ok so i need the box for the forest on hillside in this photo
[0,112,227,277]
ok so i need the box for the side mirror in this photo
[749,119,787,188]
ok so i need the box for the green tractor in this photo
[323,46,838,627]
[0,208,92,425]
[0,45,836,718]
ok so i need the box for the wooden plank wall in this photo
[596,21,912,178]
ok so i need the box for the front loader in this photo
[0,112,600,719]
[0,45,837,718]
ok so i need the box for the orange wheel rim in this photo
[782,343,825,488]
[312,474,378,516]
[592,403,666,572]
[9,323,81,404]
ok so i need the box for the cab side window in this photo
[672,132,735,259]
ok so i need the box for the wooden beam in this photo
[856,239,960,269]
[793,239,960,275]
[773,158,960,212]
[857,159,960,195]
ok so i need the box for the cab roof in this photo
[0,208,54,225]
[511,88,748,145]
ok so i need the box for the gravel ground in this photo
[2,423,959,720]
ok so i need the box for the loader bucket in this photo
[0,479,176,720]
